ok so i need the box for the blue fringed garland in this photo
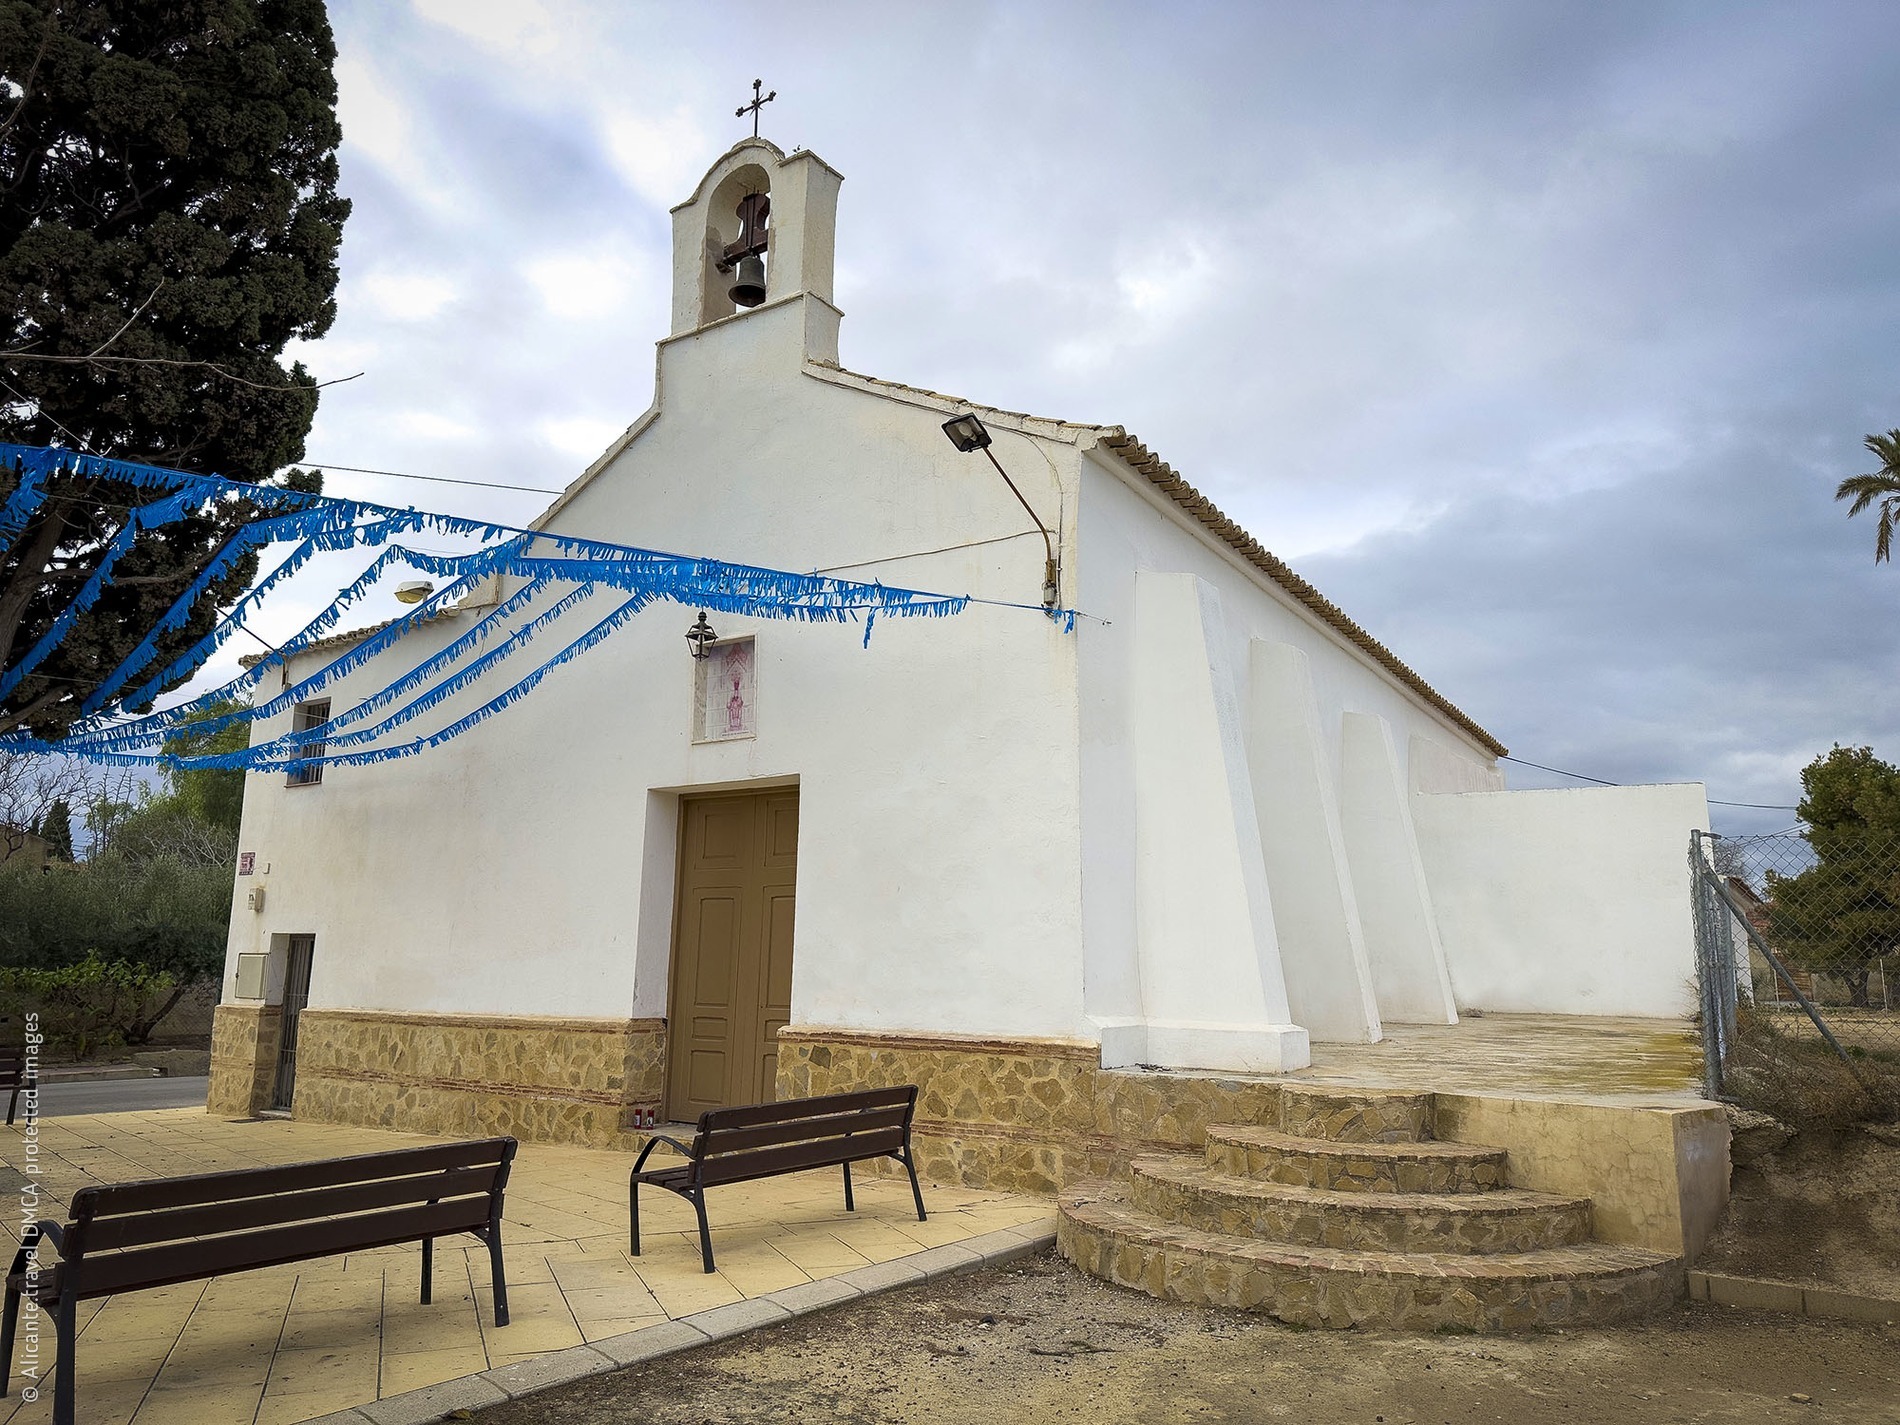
[0,443,1070,773]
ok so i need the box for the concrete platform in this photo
[1250,1017,1725,1267]
[1296,1012,1706,1105]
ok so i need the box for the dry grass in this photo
[1722,1005,1900,1127]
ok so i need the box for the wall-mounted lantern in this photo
[686,611,718,660]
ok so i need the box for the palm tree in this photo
[1837,430,1900,563]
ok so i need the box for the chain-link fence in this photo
[1691,830,1900,1124]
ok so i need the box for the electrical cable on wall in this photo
[1500,754,1798,811]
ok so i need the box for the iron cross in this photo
[737,79,776,138]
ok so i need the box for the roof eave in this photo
[1089,428,1507,760]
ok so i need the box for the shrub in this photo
[1724,1005,1900,1128]
[0,853,230,978]
[0,955,179,1060]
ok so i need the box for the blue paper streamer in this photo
[0,442,1072,773]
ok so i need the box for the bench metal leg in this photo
[0,1285,17,1397]
[902,1147,928,1222]
[842,1161,854,1212]
[420,1237,433,1306]
[10,1080,34,1129]
[3,1236,34,1399]
[692,1193,715,1275]
[486,1223,509,1328]
[52,1290,75,1425]
[628,1178,641,1256]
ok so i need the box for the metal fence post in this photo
[1689,830,1728,1098]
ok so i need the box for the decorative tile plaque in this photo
[694,638,756,742]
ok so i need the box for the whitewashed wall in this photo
[1410,783,1711,1017]
[1073,447,1503,1047]
[225,289,1091,1042]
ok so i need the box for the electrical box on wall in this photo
[234,953,267,999]
[246,886,266,913]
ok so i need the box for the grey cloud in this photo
[298,0,1900,829]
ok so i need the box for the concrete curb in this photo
[302,1220,1056,1425]
[1688,1270,1900,1325]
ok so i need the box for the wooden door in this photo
[665,789,798,1120]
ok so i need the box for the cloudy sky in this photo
[282,0,1900,832]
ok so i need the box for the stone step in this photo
[1279,1085,1434,1143]
[1058,1181,1681,1332]
[1207,1125,1507,1193]
[1130,1153,1593,1254]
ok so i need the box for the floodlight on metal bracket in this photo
[940,412,1060,609]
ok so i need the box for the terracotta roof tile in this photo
[1096,430,1505,757]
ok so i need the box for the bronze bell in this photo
[728,254,766,307]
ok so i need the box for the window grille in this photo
[285,699,330,787]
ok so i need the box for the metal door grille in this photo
[270,934,316,1111]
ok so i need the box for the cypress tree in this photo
[38,796,71,860]
[0,0,348,738]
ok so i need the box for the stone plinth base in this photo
[207,1012,1726,1263]
[776,1026,1285,1196]
[208,1004,282,1116]
[211,1006,666,1149]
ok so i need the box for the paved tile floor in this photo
[0,1110,1054,1425]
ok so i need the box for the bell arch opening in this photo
[701,164,773,323]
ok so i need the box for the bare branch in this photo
[85,279,166,358]
[0,6,58,154]
[0,749,102,856]
[0,351,364,393]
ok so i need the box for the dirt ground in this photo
[1697,1125,1900,1299]
[476,1251,1899,1425]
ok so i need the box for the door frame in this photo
[662,784,799,1122]
[269,933,316,1112]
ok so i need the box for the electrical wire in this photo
[811,529,1041,574]
[1500,755,1798,811]
[301,461,566,496]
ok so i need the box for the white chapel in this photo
[209,138,1711,1193]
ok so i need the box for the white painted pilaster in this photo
[1116,572,1309,1073]
[1338,711,1459,1025]
[1246,641,1382,1043]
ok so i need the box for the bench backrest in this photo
[689,1086,917,1188]
[55,1137,516,1300]
[0,1047,29,1086]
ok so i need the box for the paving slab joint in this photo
[591,1317,714,1367]
[908,1242,986,1278]
[965,1224,1057,1266]
[480,1343,619,1398]
[834,1256,928,1294]
[769,1274,864,1317]
[684,1295,796,1342]
[357,1372,510,1425]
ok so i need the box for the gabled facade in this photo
[209,142,1709,1191]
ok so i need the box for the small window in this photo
[285,699,330,787]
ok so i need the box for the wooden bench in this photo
[1,1137,516,1425]
[630,1086,926,1273]
[0,1048,35,1127]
